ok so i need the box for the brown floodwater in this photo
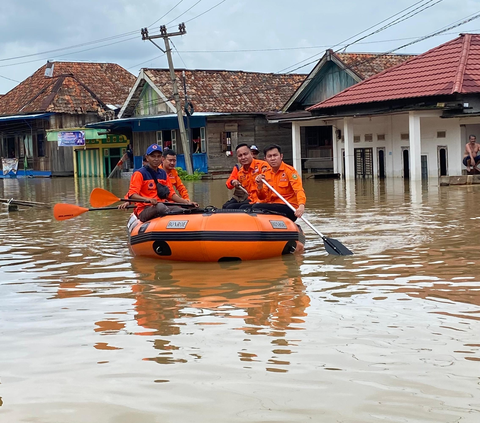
[1,176,479,422]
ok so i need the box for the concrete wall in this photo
[329,113,467,178]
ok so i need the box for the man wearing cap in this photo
[125,144,197,222]
[250,145,260,159]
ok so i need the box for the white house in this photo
[289,34,480,180]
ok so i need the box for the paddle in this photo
[89,187,197,209]
[54,203,135,221]
[0,197,48,207]
[260,179,353,256]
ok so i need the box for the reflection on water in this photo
[1,177,480,422]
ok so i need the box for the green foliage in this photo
[176,167,204,181]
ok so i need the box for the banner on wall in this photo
[2,158,19,175]
[58,131,85,146]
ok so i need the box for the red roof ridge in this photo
[452,33,471,93]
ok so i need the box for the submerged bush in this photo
[176,167,204,181]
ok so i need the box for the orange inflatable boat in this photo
[127,207,305,262]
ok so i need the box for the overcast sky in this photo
[1,0,480,94]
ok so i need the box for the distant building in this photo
[0,61,135,177]
[268,50,415,176]
[87,69,305,174]
[300,34,480,180]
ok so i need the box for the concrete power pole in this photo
[141,23,193,175]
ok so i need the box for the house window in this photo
[377,134,385,141]
[221,131,232,152]
[192,127,202,154]
[437,131,446,138]
[364,134,373,142]
[37,133,45,157]
[401,133,409,140]
[200,127,206,153]
[171,130,177,151]
[354,135,360,143]
[156,130,174,150]
[305,126,332,147]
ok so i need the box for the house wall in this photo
[206,116,294,173]
[302,62,358,108]
[330,113,465,178]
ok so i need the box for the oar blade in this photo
[53,204,89,221]
[322,236,353,256]
[90,188,120,208]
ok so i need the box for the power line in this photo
[0,4,186,64]
[183,0,227,24]
[148,0,185,28]
[165,0,203,27]
[285,11,480,77]
[170,39,188,69]
[277,0,442,74]
[0,74,19,82]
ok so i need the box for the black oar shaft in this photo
[261,179,353,256]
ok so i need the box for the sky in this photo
[1,0,480,94]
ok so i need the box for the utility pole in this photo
[141,23,193,174]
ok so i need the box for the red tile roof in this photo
[308,34,480,111]
[144,69,306,113]
[335,51,415,79]
[0,62,136,115]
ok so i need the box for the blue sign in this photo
[58,131,85,147]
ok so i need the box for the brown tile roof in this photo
[0,62,136,116]
[308,34,480,111]
[143,69,306,113]
[281,50,414,112]
[335,51,416,79]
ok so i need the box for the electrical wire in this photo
[0,3,186,64]
[277,0,442,74]
[284,10,480,75]
[165,0,203,27]
[170,39,188,69]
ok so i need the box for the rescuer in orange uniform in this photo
[126,144,197,222]
[161,149,191,200]
[255,144,306,222]
[224,143,268,209]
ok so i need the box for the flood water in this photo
[1,176,480,422]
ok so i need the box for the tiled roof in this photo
[308,34,480,111]
[144,69,306,113]
[281,50,414,112]
[335,51,415,79]
[0,62,136,115]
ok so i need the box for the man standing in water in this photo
[224,143,268,209]
[463,135,480,173]
[126,144,197,222]
[255,144,306,222]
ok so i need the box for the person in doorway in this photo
[250,145,260,159]
[193,137,201,153]
[463,135,480,173]
[224,143,268,209]
[255,144,306,222]
[161,149,191,200]
[122,144,197,221]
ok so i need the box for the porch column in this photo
[344,117,355,180]
[292,122,302,178]
[408,111,422,181]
